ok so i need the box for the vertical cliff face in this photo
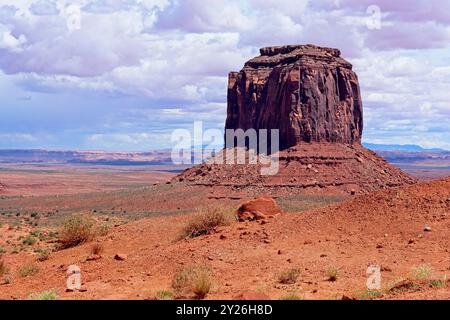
[226,44,363,150]
[175,44,417,194]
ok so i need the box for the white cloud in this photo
[0,0,449,150]
[0,27,27,52]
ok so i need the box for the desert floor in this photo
[0,163,449,300]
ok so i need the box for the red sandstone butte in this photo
[175,44,417,194]
[226,44,363,149]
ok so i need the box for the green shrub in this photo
[357,289,383,300]
[22,235,37,246]
[428,278,447,288]
[28,290,58,300]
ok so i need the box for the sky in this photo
[0,0,449,151]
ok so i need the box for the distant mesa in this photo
[179,44,417,194]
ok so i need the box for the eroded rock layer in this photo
[226,44,363,149]
[175,143,417,195]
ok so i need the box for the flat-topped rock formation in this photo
[175,44,417,194]
[226,44,362,149]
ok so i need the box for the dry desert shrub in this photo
[171,266,213,299]
[58,216,96,250]
[357,289,384,300]
[279,292,303,300]
[180,205,234,239]
[278,268,301,284]
[155,290,173,300]
[22,234,37,246]
[327,266,340,282]
[428,277,447,288]
[36,249,51,262]
[411,264,433,280]
[90,242,104,255]
[28,290,58,300]
[18,263,39,277]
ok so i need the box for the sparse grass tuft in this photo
[155,290,173,300]
[327,266,340,282]
[36,249,51,262]
[356,289,383,300]
[28,290,58,300]
[97,224,110,237]
[279,292,303,300]
[90,242,104,255]
[278,268,301,284]
[179,205,234,239]
[58,216,96,249]
[172,266,212,299]
[18,263,39,277]
[22,234,37,246]
[428,277,447,288]
[411,264,433,280]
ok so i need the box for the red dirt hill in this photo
[1,177,448,300]
[175,143,417,195]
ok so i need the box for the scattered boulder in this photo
[86,254,102,262]
[114,253,127,261]
[236,196,282,222]
[424,226,432,232]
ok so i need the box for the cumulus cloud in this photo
[0,0,448,150]
[0,28,27,51]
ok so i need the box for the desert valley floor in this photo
[0,161,449,300]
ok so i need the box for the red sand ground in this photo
[0,164,175,196]
[1,177,449,300]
